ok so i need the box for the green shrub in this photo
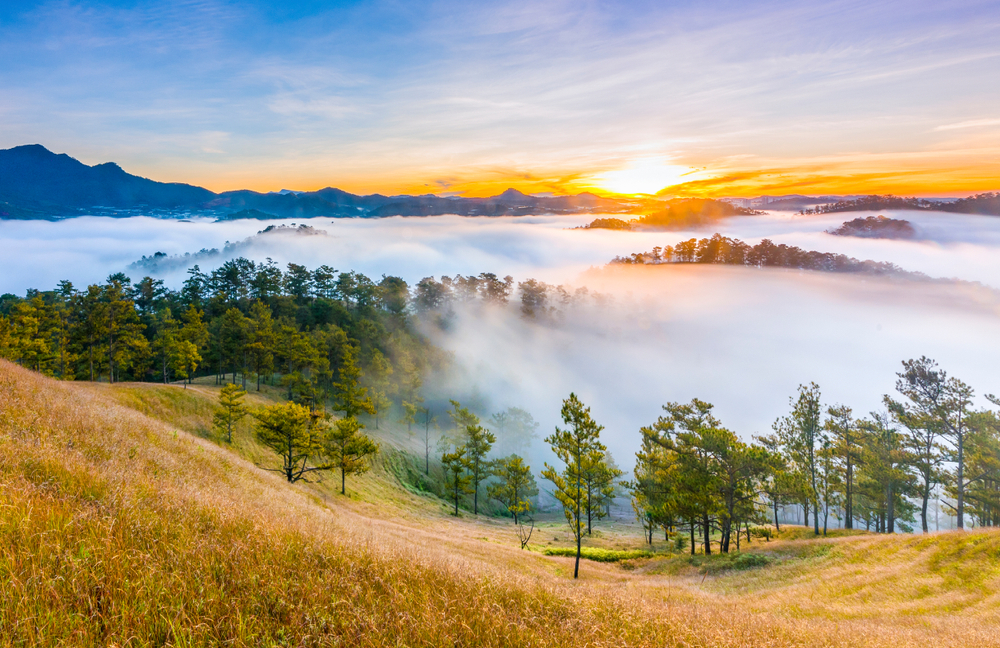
[543,547,656,563]
[733,552,771,570]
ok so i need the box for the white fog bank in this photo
[2,209,1000,294]
[426,265,1000,469]
[2,212,1000,472]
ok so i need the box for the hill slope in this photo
[2,360,999,646]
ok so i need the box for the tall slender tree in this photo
[775,383,823,535]
[541,393,605,579]
[442,445,472,516]
[214,383,248,443]
[825,404,861,528]
[465,423,496,515]
[884,357,947,533]
[325,416,379,495]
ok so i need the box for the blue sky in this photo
[1,0,998,195]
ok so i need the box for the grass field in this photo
[2,360,999,647]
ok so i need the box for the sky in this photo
[1,0,999,197]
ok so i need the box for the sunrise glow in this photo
[592,160,699,196]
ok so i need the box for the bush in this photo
[733,552,771,570]
[680,551,773,575]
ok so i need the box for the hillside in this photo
[2,360,1000,646]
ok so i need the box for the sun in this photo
[594,159,695,195]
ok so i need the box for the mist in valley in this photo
[2,210,999,476]
[424,265,1000,473]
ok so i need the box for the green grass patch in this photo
[776,526,869,541]
[651,551,773,575]
[543,547,656,562]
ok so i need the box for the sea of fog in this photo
[2,209,999,475]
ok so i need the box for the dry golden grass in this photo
[1,360,999,647]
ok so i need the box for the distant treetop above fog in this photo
[800,193,1000,216]
[578,198,761,232]
[827,216,917,240]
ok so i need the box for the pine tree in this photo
[541,393,605,579]
[465,423,496,515]
[325,416,379,495]
[442,445,472,515]
[332,345,375,419]
[884,357,947,532]
[774,383,823,535]
[825,404,861,528]
[214,383,248,443]
[253,402,329,483]
[488,455,538,525]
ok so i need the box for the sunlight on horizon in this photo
[593,159,702,196]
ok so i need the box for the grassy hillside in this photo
[2,360,999,647]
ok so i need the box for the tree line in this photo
[611,233,919,277]
[578,198,762,232]
[531,358,1000,578]
[799,193,1000,216]
[0,260,440,407]
[0,259,614,396]
[630,357,1000,561]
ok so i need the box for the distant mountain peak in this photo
[0,145,640,220]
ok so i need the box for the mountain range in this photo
[0,145,637,220]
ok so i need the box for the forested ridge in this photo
[800,192,1000,216]
[579,198,761,231]
[0,260,441,403]
[611,233,922,277]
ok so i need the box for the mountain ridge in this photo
[0,145,637,220]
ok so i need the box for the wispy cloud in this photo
[1,0,998,193]
[935,118,1000,131]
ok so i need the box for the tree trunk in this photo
[773,498,781,532]
[574,527,581,579]
[703,514,712,555]
[846,447,854,529]
[341,466,346,495]
[921,474,930,533]
[889,481,897,533]
[957,431,965,530]
[574,458,581,579]
[587,493,592,535]
[473,466,479,515]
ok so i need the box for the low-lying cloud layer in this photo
[426,265,1000,468]
[2,210,999,470]
[3,209,1000,294]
